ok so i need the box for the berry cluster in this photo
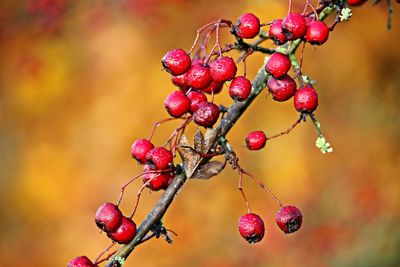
[68,0,363,265]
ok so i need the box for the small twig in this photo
[387,0,393,31]
[94,243,116,265]
[267,115,303,140]
[117,169,173,206]
[238,170,252,213]
[148,117,189,141]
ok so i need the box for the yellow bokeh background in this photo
[1,1,400,266]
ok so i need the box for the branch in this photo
[105,6,336,266]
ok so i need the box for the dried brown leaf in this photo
[191,160,226,179]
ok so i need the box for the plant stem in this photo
[105,6,336,266]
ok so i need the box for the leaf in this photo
[203,128,218,153]
[315,136,333,154]
[177,128,221,179]
[193,129,204,153]
[177,134,201,178]
[191,160,226,179]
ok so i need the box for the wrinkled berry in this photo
[246,130,267,150]
[68,256,95,267]
[130,138,154,164]
[209,56,237,82]
[229,76,252,102]
[187,90,207,113]
[146,147,173,170]
[235,13,261,39]
[162,48,191,76]
[95,203,123,233]
[164,91,190,118]
[186,63,213,89]
[267,74,297,102]
[275,205,303,234]
[193,102,220,128]
[282,12,307,40]
[305,20,330,45]
[294,86,318,113]
[238,213,265,244]
[265,52,291,79]
[107,216,137,244]
[269,19,288,45]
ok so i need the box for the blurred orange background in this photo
[1,1,400,266]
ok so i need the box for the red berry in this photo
[267,74,297,102]
[294,86,318,113]
[146,147,173,170]
[202,81,224,94]
[171,74,189,91]
[107,216,137,244]
[143,164,173,191]
[209,57,237,82]
[187,90,207,113]
[68,256,95,267]
[347,0,367,6]
[229,76,252,102]
[130,138,154,164]
[162,48,191,76]
[246,131,267,150]
[305,20,329,45]
[305,16,315,26]
[265,52,291,79]
[269,19,288,45]
[282,12,307,40]
[164,91,190,118]
[193,102,220,128]
[186,63,213,90]
[275,205,303,234]
[95,203,123,233]
[238,213,265,244]
[235,13,261,39]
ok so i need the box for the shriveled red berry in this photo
[171,74,189,91]
[187,90,207,113]
[130,138,154,164]
[306,20,329,45]
[265,52,291,79]
[193,102,220,128]
[347,0,367,6]
[275,205,303,234]
[202,81,224,94]
[209,57,237,82]
[238,213,265,244]
[267,74,297,102]
[294,86,318,113]
[186,63,213,90]
[143,164,173,191]
[269,19,288,45]
[246,130,267,150]
[282,12,307,40]
[164,91,190,118]
[146,147,173,170]
[235,13,261,39]
[229,76,252,102]
[162,48,191,76]
[95,203,123,233]
[68,256,95,267]
[107,216,137,244]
